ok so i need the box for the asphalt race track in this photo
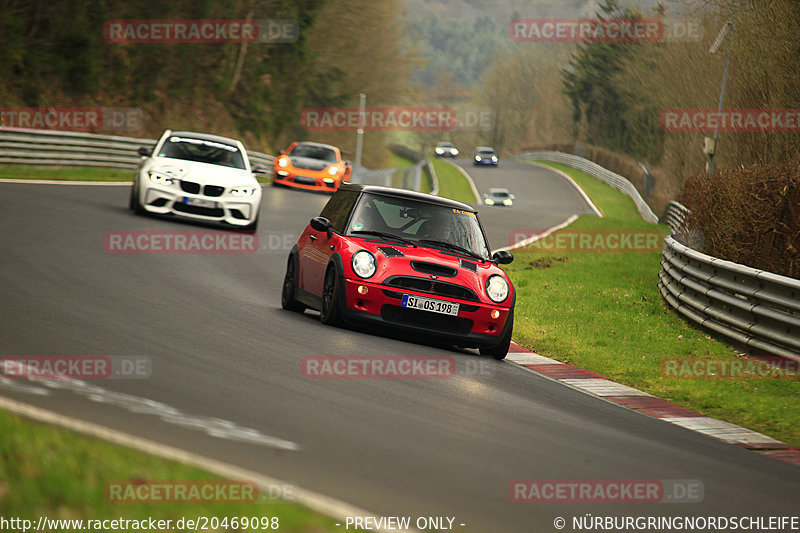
[1,163,799,532]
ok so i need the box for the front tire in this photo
[480,310,513,360]
[319,266,343,326]
[281,257,305,313]
[129,183,146,215]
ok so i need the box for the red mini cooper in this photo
[281,184,515,358]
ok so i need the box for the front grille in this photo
[384,276,479,302]
[381,305,473,334]
[180,181,200,194]
[174,203,224,217]
[294,176,316,185]
[411,261,457,277]
[204,185,225,197]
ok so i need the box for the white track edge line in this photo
[526,161,604,218]
[0,395,420,533]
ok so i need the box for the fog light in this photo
[358,285,368,295]
[490,309,500,319]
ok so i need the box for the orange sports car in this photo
[272,141,352,191]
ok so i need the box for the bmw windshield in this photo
[157,135,246,169]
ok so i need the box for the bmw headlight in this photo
[486,275,509,303]
[231,186,257,197]
[148,171,174,185]
[351,250,377,279]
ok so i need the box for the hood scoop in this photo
[378,246,405,258]
[459,259,478,272]
[411,261,458,277]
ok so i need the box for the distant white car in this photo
[483,187,514,206]
[130,130,263,231]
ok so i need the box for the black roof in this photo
[339,184,475,212]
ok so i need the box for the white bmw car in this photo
[130,130,263,231]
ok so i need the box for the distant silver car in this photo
[130,130,263,231]
[434,141,459,158]
[483,188,514,206]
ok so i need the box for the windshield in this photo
[491,191,509,198]
[157,136,246,169]
[290,143,338,163]
[347,193,490,259]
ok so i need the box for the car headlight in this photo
[485,198,494,205]
[351,250,377,279]
[148,171,174,185]
[486,275,509,303]
[451,149,458,155]
[503,199,512,206]
[277,156,289,168]
[475,155,481,161]
[435,148,444,154]
[326,166,339,176]
[231,186,257,197]
[491,156,498,162]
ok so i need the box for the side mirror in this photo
[137,146,152,157]
[310,216,332,237]
[492,250,514,265]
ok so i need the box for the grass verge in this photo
[506,160,800,447]
[428,159,476,204]
[0,165,273,184]
[0,408,342,531]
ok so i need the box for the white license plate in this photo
[184,197,218,208]
[401,294,459,316]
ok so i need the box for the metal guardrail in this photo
[513,151,799,359]
[511,150,659,223]
[658,235,800,360]
[388,144,438,194]
[0,128,274,172]
[660,200,691,234]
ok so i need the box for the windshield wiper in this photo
[417,239,484,261]
[351,230,417,247]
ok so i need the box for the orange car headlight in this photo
[277,156,289,168]
[326,166,339,176]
